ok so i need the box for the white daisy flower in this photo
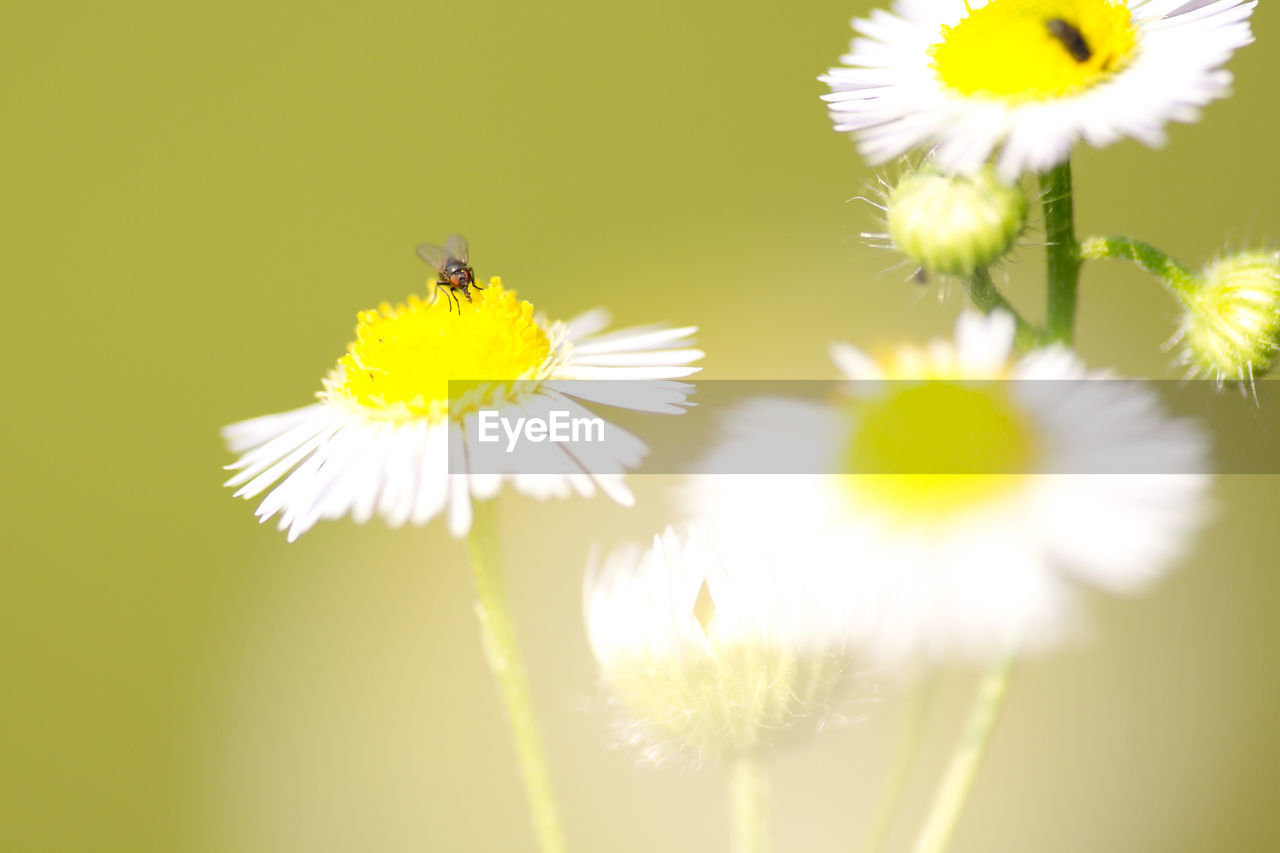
[584,527,851,765]
[684,311,1211,667]
[821,0,1256,178]
[223,279,702,540]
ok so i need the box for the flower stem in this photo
[730,752,771,853]
[466,499,567,853]
[1079,234,1199,301]
[911,655,1016,853]
[1040,162,1082,343]
[858,678,937,853]
[963,268,1044,350]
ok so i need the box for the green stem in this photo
[911,656,1017,853]
[858,679,937,853]
[730,752,771,853]
[1079,234,1199,301]
[1040,162,1082,343]
[467,499,567,853]
[963,268,1044,350]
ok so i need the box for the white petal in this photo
[830,343,884,380]
[573,325,699,355]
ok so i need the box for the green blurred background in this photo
[4,0,1278,850]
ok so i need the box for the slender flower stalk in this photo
[962,268,1042,349]
[730,752,771,853]
[911,656,1016,853]
[1079,235,1198,299]
[1040,162,1082,343]
[466,499,567,853]
[859,680,936,853]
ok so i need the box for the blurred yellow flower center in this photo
[932,0,1137,100]
[843,381,1037,517]
[321,279,551,420]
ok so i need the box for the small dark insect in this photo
[1047,18,1092,63]
[911,268,929,286]
[416,234,483,314]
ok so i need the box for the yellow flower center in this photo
[321,278,552,420]
[932,0,1138,101]
[842,381,1038,517]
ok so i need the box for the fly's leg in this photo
[436,282,457,314]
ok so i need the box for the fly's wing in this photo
[416,243,449,270]
[443,234,469,263]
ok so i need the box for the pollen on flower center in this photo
[931,0,1138,100]
[320,278,551,420]
[842,381,1038,516]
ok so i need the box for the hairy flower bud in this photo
[885,167,1028,277]
[1179,251,1280,383]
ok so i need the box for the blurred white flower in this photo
[684,311,1211,667]
[223,279,701,540]
[584,527,851,765]
[821,0,1256,179]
